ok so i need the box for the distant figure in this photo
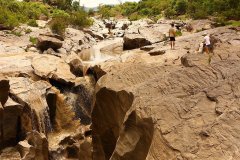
[169,23,176,50]
[203,33,211,54]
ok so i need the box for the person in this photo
[169,23,176,50]
[203,33,211,54]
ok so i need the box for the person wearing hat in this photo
[203,33,211,54]
[169,23,176,50]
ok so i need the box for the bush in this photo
[29,36,37,45]
[50,17,67,36]
[25,28,32,34]
[27,19,38,27]
[0,7,19,29]
[70,10,93,28]
[129,12,143,21]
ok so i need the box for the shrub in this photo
[176,30,182,36]
[129,12,143,21]
[27,19,38,27]
[11,31,22,37]
[70,10,93,28]
[0,7,19,29]
[50,17,67,36]
[29,36,37,45]
[25,28,32,34]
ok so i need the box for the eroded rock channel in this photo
[1,18,240,160]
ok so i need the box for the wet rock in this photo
[78,48,92,61]
[100,41,123,56]
[9,77,52,136]
[37,34,63,51]
[64,52,84,76]
[123,34,151,50]
[17,131,49,160]
[0,147,21,160]
[46,87,79,131]
[32,54,76,83]
[2,98,23,148]
[49,126,92,159]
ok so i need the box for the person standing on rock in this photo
[203,33,211,54]
[169,23,176,50]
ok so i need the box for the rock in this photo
[100,41,123,56]
[49,126,92,159]
[43,48,59,56]
[123,34,151,50]
[181,53,210,67]
[0,79,10,105]
[37,34,63,51]
[64,52,84,76]
[36,20,48,28]
[27,47,38,52]
[46,87,79,131]
[63,28,95,53]
[0,147,21,160]
[9,77,52,136]
[148,48,166,56]
[0,52,36,77]
[115,20,131,30]
[140,45,155,51]
[17,131,49,160]
[0,24,13,30]
[139,26,166,44]
[78,48,92,61]
[32,54,76,83]
[92,58,240,160]
[2,97,23,148]
[83,29,104,40]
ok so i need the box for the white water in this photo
[83,38,123,67]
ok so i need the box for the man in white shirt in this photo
[203,33,211,54]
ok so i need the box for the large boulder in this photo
[0,52,37,78]
[32,54,76,83]
[123,34,151,50]
[9,77,52,135]
[92,58,240,160]
[139,26,166,44]
[37,34,63,51]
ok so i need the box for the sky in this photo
[80,0,140,8]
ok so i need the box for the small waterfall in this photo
[28,88,53,134]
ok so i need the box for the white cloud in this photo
[80,0,139,8]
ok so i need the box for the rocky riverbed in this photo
[0,17,240,160]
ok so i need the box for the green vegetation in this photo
[29,36,37,45]
[98,0,240,21]
[27,19,38,27]
[0,0,92,36]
